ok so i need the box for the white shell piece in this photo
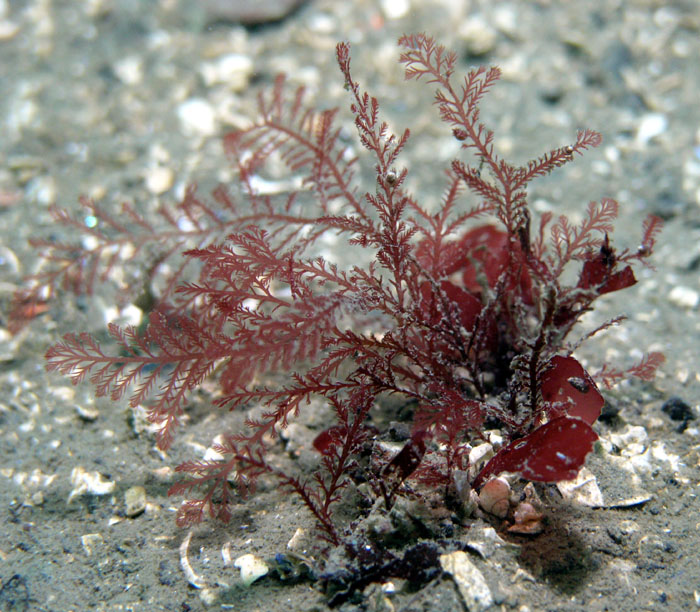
[287,527,308,551]
[180,530,208,589]
[556,467,605,507]
[177,98,217,137]
[469,443,493,469]
[124,486,147,517]
[221,541,234,567]
[81,533,104,556]
[67,467,115,503]
[234,553,270,586]
[608,425,648,449]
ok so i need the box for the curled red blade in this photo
[540,355,604,424]
[473,416,598,489]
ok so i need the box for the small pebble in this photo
[199,589,218,606]
[201,53,253,91]
[113,56,143,85]
[124,485,147,517]
[307,12,335,33]
[460,16,498,56]
[380,0,410,20]
[608,425,647,449]
[661,396,694,422]
[177,99,217,137]
[26,175,56,205]
[638,534,671,558]
[75,404,99,421]
[145,166,174,194]
[440,551,494,612]
[635,113,668,145]
[607,520,640,545]
[0,19,19,40]
[668,285,699,309]
[81,533,105,556]
[493,6,518,37]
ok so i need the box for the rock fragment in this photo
[661,396,694,422]
[439,551,493,612]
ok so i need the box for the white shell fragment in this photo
[556,467,605,507]
[144,166,174,194]
[200,53,254,91]
[469,443,493,468]
[668,286,699,309]
[439,551,494,612]
[180,530,208,589]
[81,533,105,556]
[75,403,99,421]
[234,553,270,586]
[287,527,309,552]
[124,485,147,517]
[635,112,667,145]
[459,16,498,56]
[177,98,217,137]
[466,525,519,559]
[478,477,511,518]
[579,445,653,508]
[67,467,115,503]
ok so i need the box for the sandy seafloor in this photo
[1,0,699,610]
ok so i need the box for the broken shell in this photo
[522,482,542,505]
[180,530,208,589]
[478,477,511,518]
[513,502,541,523]
[234,553,269,586]
[507,502,544,535]
[124,485,147,517]
[287,527,310,553]
[67,467,115,503]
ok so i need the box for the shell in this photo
[478,477,511,518]
[507,502,544,535]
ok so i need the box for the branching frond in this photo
[29,34,663,545]
[514,129,602,188]
[549,198,619,276]
[224,73,364,223]
[595,351,666,389]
